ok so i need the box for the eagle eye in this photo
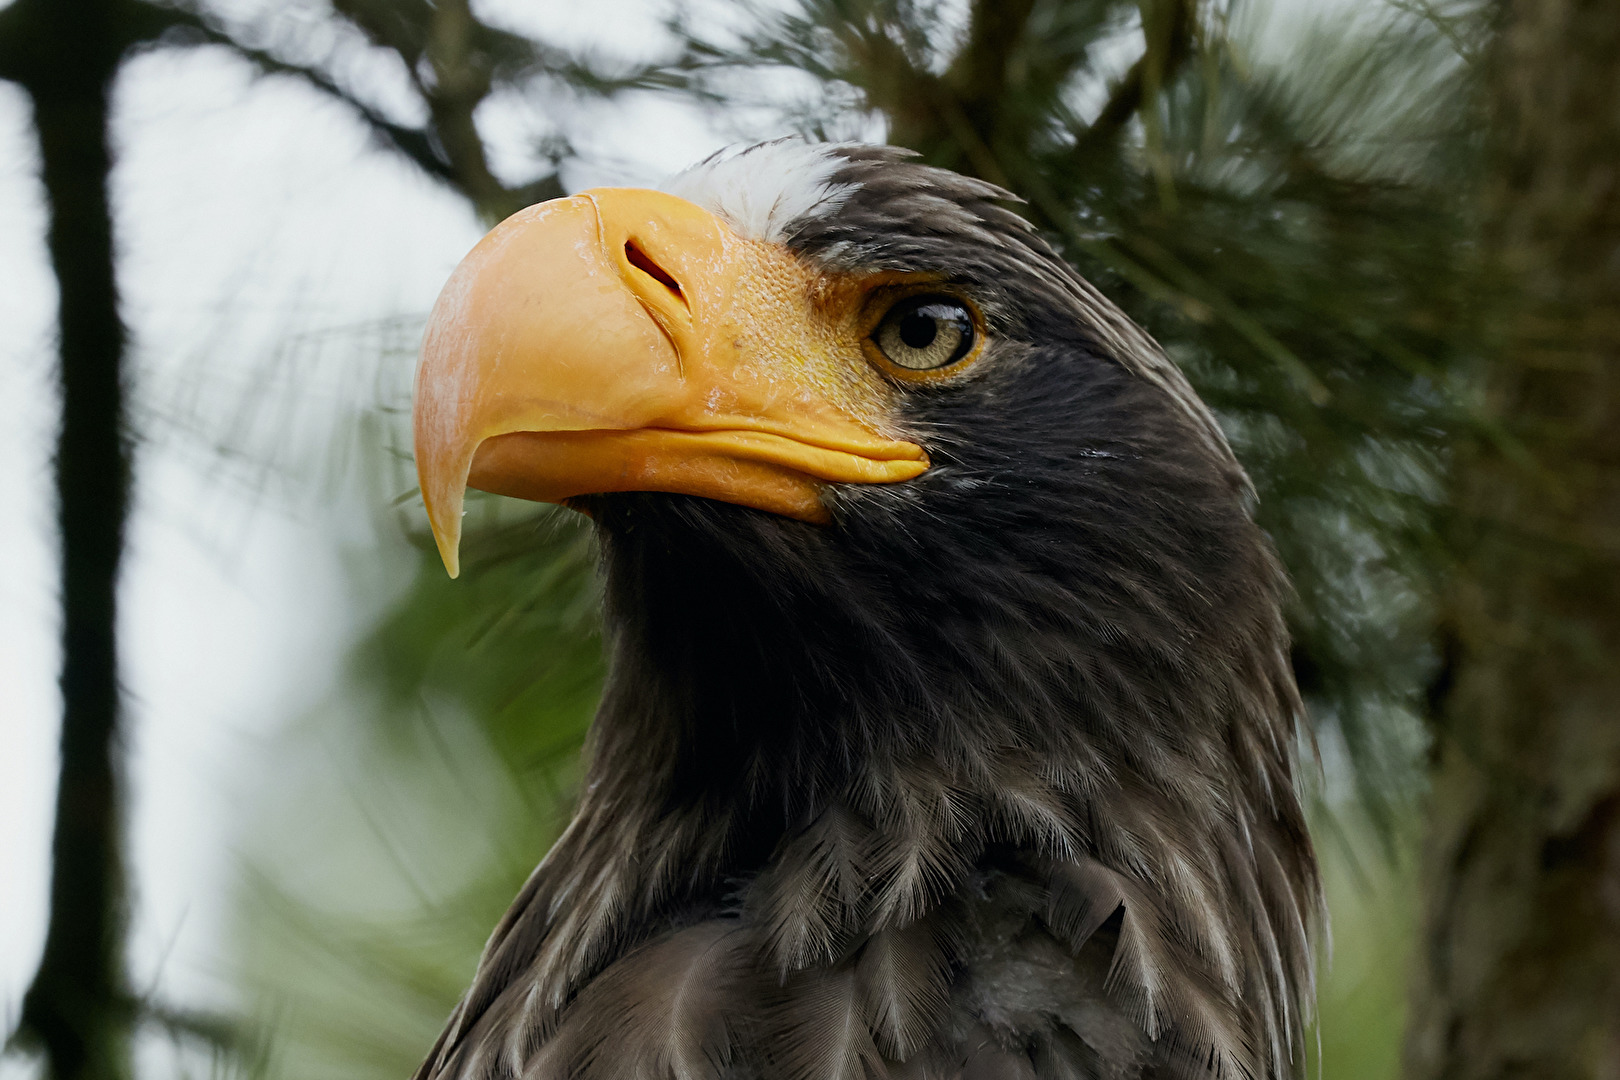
[871,295,977,372]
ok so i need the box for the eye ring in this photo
[864,293,984,379]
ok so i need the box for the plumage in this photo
[753,804,872,973]
[411,139,1320,1080]
[855,918,955,1060]
[764,964,888,1080]
[535,921,752,1080]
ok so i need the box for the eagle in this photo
[410,140,1319,1080]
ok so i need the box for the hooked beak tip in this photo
[422,479,465,579]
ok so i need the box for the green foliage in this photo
[235,503,602,1080]
[354,503,604,769]
[1308,810,1422,1079]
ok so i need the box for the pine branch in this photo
[1066,0,1197,165]
[947,0,1040,111]
[188,24,459,186]
[175,0,586,219]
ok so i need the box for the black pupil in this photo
[899,312,937,349]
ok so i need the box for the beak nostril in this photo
[624,240,685,305]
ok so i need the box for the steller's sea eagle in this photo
[410,139,1319,1080]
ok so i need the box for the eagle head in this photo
[412,140,1319,1080]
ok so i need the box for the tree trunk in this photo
[0,1,134,1077]
[1406,1,1620,1077]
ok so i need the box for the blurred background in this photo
[3,0,1616,1078]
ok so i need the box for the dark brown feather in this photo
[534,921,754,1080]
[753,804,874,974]
[855,917,955,1061]
[763,965,888,1080]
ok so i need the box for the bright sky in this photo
[0,4,732,1073]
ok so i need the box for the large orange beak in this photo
[413,189,929,576]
